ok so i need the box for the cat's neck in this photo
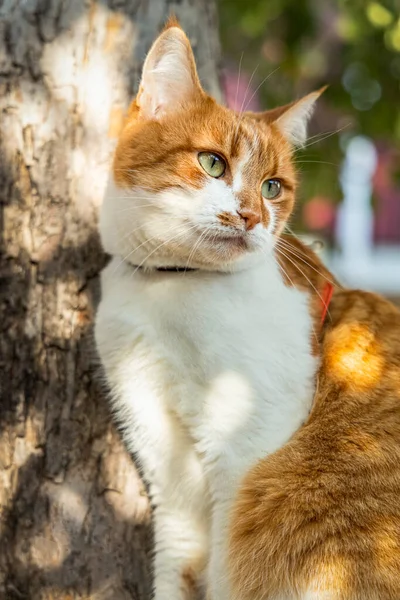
[120,242,269,274]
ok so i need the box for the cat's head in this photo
[100,18,324,271]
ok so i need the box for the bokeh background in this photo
[218,0,400,298]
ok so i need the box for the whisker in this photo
[131,224,200,275]
[116,205,154,212]
[277,238,338,287]
[118,223,148,243]
[113,222,184,273]
[117,214,183,244]
[274,246,319,345]
[300,130,338,143]
[294,160,339,167]
[238,63,259,116]
[276,246,332,323]
[184,226,211,272]
[112,199,146,204]
[242,66,280,115]
[232,63,259,144]
[234,52,244,112]
[300,124,351,150]
[284,225,342,289]
[116,207,183,217]
[118,219,176,243]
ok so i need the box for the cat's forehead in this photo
[208,112,264,153]
[178,104,292,171]
[114,99,295,192]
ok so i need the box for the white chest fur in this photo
[96,256,316,487]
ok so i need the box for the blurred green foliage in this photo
[218,0,400,230]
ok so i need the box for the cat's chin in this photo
[205,230,271,258]
[209,232,249,252]
[195,236,266,270]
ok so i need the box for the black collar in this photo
[132,265,199,273]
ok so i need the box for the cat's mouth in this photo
[208,231,249,251]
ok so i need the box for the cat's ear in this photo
[136,18,203,120]
[252,87,326,147]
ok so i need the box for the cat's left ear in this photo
[136,18,204,120]
[252,87,327,147]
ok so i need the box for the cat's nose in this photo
[237,209,261,231]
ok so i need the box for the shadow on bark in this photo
[2,451,153,600]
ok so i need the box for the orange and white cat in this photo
[95,19,325,600]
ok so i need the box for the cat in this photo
[229,246,400,599]
[95,17,328,600]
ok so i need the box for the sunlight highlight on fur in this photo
[325,323,384,389]
[205,371,254,437]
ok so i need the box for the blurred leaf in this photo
[385,19,400,51]
[366,2,394,28]
[337,14,363,41]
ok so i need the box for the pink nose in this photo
[237,209,261,231]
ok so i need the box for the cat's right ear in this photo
[136,18,204,120]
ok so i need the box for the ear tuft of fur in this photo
[163,15,182,32]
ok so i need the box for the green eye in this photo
[198,152,226,178]
[261,179,282,200]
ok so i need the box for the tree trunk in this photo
[0,1,220,598]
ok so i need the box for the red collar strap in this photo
[320,282,334,327]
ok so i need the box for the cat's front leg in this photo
[148,413,211,600]
[207,495,233,600]
[153,501,209,600]
[95,325,210,599]
[114,383,209,600]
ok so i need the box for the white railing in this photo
[326,136,400,295]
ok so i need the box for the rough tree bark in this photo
[0,1,220,598]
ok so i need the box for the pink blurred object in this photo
[373,145,400,244]
[303,196,336,231]
[222,67,261,112]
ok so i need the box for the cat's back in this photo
[229,289,400,600]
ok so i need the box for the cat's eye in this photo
[198,152,226,178]
[261,179,282,200]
